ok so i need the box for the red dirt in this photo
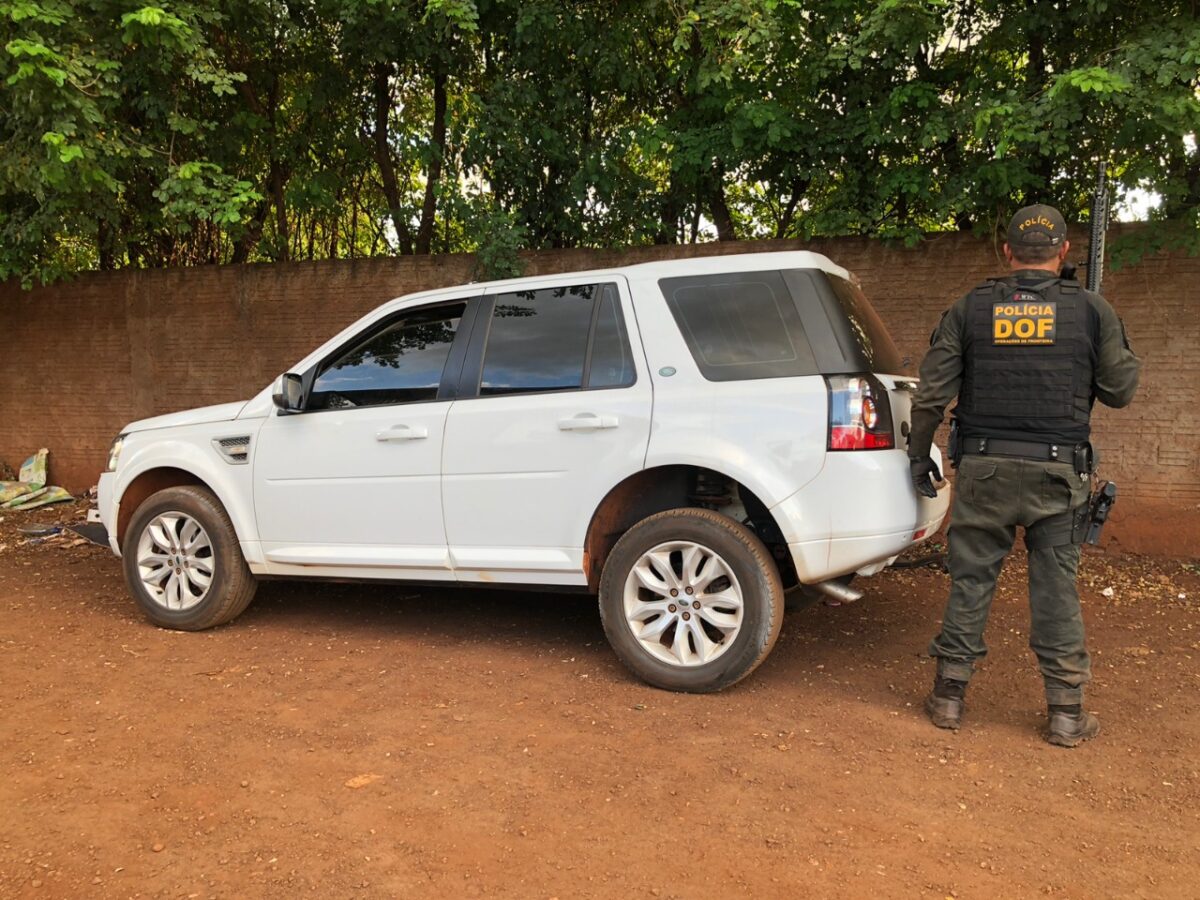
[2,505,1198,898]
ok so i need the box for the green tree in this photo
[2,0,1196,286]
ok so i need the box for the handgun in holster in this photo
[1082,481,1117,545]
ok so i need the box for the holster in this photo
[948,419,963,468]
[1072,442,1096,476]
[1069,501,1092,545]
[1084,481,1118,545]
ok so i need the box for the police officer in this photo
[908,204,1140,747]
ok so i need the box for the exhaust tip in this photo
[808,579,864,605]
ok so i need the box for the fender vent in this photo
[212,435,251,465]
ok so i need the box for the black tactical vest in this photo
[955,276,1099,446]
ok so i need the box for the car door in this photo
[253,297,477,578]
[441,277,652,585]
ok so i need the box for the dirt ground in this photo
[1,503,1198,899]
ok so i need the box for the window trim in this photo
[454,281,638,401]
[295,296,480,414]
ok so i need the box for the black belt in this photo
[962,437,1093,474]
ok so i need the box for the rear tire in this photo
[598,508,784,692]
[121,485,257,631]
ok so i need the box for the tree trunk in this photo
[1025,5,1054,193]
[231,198,268,264]
[270,161,290,262]
[708,164,737,242]
[415,68,448,255]
[655,171,682,244]
[774,177,809,239]
[372,64,413,254]
[97,220,115,270]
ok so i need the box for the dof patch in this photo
[993,293,1057,345]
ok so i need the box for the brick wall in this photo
[2,227,1196,555]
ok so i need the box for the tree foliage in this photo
[1,0,1197,285]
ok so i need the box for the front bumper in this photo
[97,472,121,555]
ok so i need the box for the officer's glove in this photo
[909,457,943,499]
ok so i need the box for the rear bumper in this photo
[773,446,950,582]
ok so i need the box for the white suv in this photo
[99,251,948,692]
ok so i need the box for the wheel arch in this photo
[583,465,795,591]
[116,467,213,547]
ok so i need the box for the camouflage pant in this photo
[929,455,1093,705]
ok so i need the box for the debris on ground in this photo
[68,523,110,547]
[0,449,74,510]
[18,524,62,537]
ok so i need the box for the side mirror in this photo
[272,373,305,413]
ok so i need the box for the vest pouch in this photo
[971,357,1076,419]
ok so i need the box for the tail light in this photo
[825,374,895,450]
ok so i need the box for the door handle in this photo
[558,413,619,431]
[376,424,429,442]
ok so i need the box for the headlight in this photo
[106,434,128,472]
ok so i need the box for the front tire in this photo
[598,508,784,692]
[121,485,257,631]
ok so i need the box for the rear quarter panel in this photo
[626,272,828,511]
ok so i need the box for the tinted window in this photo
[310,302,465,409]
[479,285,593,395]
[826,275,905,374]
[659,271,818,381]
[586,284,636,389]
[830,274,902,374]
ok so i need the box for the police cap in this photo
[1007,204,1067,247]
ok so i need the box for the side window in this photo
[309,301,466,409]
[658,271,818,382]
[478,283,635,396]
[586,284,636,389]
[824,274,905,374]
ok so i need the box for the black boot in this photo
[924,676,967,730]
[1046,704,1100,747]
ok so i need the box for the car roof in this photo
[391,250,852,307]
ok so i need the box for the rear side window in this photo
[826,275,905,374]
[658,272,818,381]
[586,285,636,389]
[479,283,636,396]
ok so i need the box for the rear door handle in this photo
[558,413,619,431]
[376,424,429,442]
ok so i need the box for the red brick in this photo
[2,226,1194,555]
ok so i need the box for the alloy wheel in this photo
[622,540,745,667]
[135,512,215,611]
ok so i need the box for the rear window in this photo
[826,275,905,374]
[658,272,818,382]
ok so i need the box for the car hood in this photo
[125,401,248,434]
